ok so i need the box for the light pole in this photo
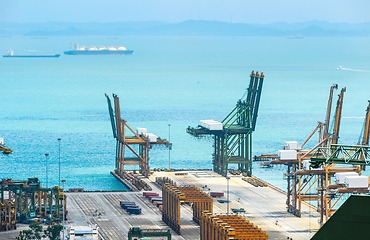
[45,153,49,188]
[226,177,230,215]
[58,138,61,187]
[168,124,171,170]
[62,179,66,240]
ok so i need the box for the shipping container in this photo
[148,195,160,200]
[210,192,224,197]
[335,172,358,184]
[277,150,297,160]
[284,141,300,150]
[122,204,139,210]
[145,193,159,198]
[151,198,162,203]
[120,202,135,208]
[137,128,147,135]
[146,133,157,143]
[344,176,368,188]
[126,207,141,214]
[207,122,223,130]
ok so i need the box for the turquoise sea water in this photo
[1,36,370,192]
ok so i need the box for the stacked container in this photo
[136,128,147,135]
[335,172,359,185]
[200,120,223,130]
[344,176,368,188]
[277,150,297,160]
[120,201,142,214]
[143,192,163,211]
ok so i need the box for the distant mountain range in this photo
[1,20,369,37]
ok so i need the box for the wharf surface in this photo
[0,170,320,240]
[154,170,320,240]
[64,170,319,240]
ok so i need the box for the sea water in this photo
[1,35,370,193]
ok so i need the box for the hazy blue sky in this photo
[1,0,369,23]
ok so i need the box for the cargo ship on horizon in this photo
[64,43,133,55]
[3,50,60,58]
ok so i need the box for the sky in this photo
[0,0,369,24]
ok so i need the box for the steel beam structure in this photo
[0,178,65,229]
[200,212,268,240]
[187,71,264,176]
[310,144,370,167]
[162,184,213,234]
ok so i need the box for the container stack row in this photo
[120,201,142,215]
[143,192,163,211]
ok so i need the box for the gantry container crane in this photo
[0,178,65,229]
[105,93,171,178]
[186,71,264,177]
[309,100,370,223]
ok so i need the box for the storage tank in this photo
[335,172,358,185]
[277,150,297,160]
[344,176,368,188]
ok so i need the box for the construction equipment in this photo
[255,85,368,226]
[105,93,171,178]
[0,177,65,230]
[187,71,264,176]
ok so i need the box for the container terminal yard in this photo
[1,71,370,239]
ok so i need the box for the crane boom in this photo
[361,100,370,146]
[105,93,117,139]
[323,84,338,146]
[332,87,346,145]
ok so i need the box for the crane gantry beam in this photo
[310,144,370,167]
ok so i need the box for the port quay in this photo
[2,71,370,240]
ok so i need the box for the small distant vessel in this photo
[337,66,343,70]
[3,50,60,58]
[286,35,304,39]
[0,137,13,154]
[64,43,133,55]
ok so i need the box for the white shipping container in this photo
[136,128,147,135]
[344,176,368,188]
[277,150,297,160]
[207,122,223,130]
[147,133,157,143]
[335,172,358,184]
[200,120,217,128]
[284,141,300,150]
[302,160,310,171]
